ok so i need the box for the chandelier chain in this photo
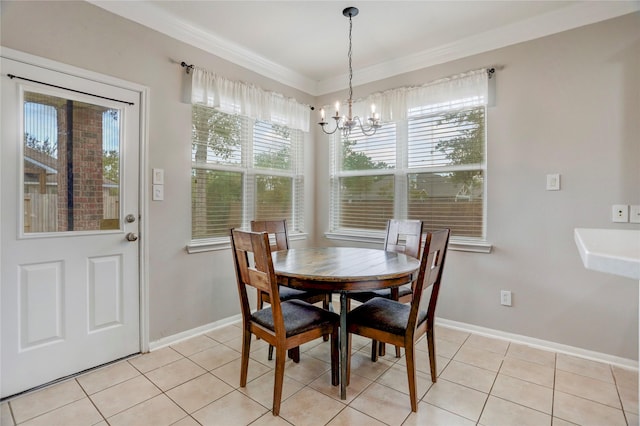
[348,13,353,103]
[318,6,380,138]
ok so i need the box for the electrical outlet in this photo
[500,290,512,307]
[630,205,640,223]
[612,204,629,223]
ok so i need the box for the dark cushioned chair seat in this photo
[349,284,412,303]
[277,286,321,301]
[347,297,427,336]
[253,300,339,337]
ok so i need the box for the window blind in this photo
[407,105,484,237]
[191,105,304,240]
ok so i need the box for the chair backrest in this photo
[230,228,285,335]
[384,219,423,260]
[407,229,450,333]
[250,219,290,251]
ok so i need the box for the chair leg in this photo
[371,340,379,362]
[427,328,437,382]
[240,330,252,387]
[331,326,339,386]
[346,333,352,386]
[288,347,300,363]
[272,345,286,416]
[269,346,298,362]
[377,343,402,357]
[405,344,418,412]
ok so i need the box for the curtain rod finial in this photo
[181,61,194,74]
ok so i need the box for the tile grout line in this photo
[476,341,509,424]
[76,377,109,425]
[609,363,631,426]
[551,351,557,422]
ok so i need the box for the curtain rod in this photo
[6,74,135,105]
[178,62,498,107]
[182,60,496,79]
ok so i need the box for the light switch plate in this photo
[153,184,164,201]
[546,174,560,191]
[152,168,164,185]
[630,205,640,223]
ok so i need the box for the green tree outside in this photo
[191,106,297,237]
[434,106,485,188]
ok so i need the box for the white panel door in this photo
[1,57,141,398]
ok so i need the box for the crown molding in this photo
[88,0,317,93]
[90,1,638,97]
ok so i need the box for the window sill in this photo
[324,231,492,254]
[187,231,492,254]
[186,233,309,254]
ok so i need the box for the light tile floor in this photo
[1,322,638,426]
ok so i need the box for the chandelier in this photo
[319,7,381,138]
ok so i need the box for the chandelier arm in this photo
[353,116,378,136]
[359,127,378,137]
[319,121,341,135]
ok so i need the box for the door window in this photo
[23,91,121,233]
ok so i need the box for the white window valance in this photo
[190,67,310,132]
[344,68,489,123]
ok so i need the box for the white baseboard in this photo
[148,314,242,352]
[147,313,638,371]
[436,317,638,371]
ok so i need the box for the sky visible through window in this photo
[24,100,120,156]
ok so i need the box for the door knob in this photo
[125,232,138,242]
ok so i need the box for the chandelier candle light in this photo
[319,7,381,137]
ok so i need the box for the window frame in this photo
[188,107,306,253]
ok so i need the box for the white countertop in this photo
[574,228,640,280]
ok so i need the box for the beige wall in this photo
[2,1,639,359]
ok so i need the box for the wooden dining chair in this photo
[346,229,450,412]
[250,219,329,312]
[251,219,331,360]
[349,219,423,357]
[230,228,339,416]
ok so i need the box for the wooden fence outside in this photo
[24,191,119,233]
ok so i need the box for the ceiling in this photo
[90,1,639,95]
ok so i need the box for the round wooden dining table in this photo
[272,247,420,400]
